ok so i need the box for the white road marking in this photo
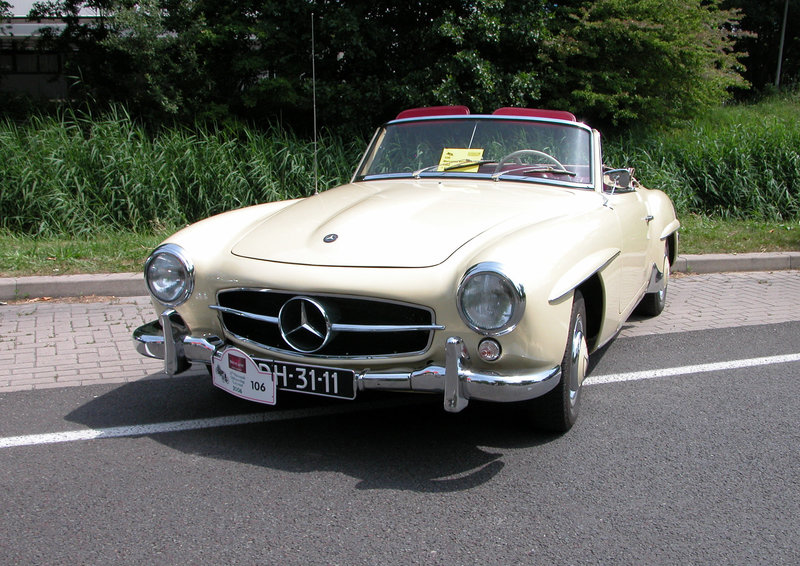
[0,400,414,449]
[2,353,800,449]
[584,352,800,386]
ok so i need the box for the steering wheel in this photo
[493,149,569,175]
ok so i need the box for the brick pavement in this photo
[1,270,799,393]
[0,296,164,392]
[620,270,800,337]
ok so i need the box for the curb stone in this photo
[0,272,146,301]
[1,252,799,301]
[675,252,800,274]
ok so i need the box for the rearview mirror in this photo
[603,169,632,192]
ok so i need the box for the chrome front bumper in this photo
[133,310,561,413]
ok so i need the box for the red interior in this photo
[492,107,577,121]
[395,106,471,119]
[396,106,577,121]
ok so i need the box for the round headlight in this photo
[457,263,525,335]
[144,244,194,306]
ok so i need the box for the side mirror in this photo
[603,168,632,192]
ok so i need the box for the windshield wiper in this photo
[412,164,440,178]
[492,166,577,181]
[442,159,497,171]
[413,159,498,178]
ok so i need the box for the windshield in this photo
[355,117,594,186]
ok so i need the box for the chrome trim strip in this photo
[209,304,279,324]
[215,287,438,313]
[357,172,593,190]
[351,127,382,183]
[221,329,433,361]
[210,305,443,333]
[330,322,445,333]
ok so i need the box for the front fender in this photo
[547,248,620,303]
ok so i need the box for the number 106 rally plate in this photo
[212,347,356,404]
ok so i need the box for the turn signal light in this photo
[478,338,502,362]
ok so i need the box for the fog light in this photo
[478,338,501,362]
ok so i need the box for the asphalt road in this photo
[1,319,799,565]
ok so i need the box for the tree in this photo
[724,0,799,92]
[541,0,747,130]
[428,0,552,112]
[0,0,9,85]
[0,1,11,43]
[24,1,554,129]
[25,0,749,132]
[28,1,216,123]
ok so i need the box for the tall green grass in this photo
[2,98,799,240]
[605,96,800,220]
[0,108,364,236]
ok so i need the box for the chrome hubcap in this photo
[568,316,589,407]
[659,256,671,302]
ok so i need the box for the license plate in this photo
[212,347,356,403]
[257,356,356,401]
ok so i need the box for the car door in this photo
[604,173,652,314]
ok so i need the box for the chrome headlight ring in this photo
[457,262,525,336]
[144,243,194,307]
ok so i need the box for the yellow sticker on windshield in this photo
[438,148,485,172]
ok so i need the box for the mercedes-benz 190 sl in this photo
[134,106,679,432]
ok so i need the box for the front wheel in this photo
[531,290,589,433]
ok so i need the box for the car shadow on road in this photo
[65,371,561,493]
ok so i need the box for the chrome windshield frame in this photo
[352,114,597,189]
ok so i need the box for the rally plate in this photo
[212,347,356,404]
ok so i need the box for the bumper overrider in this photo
[133,309,561,413]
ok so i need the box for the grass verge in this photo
[678,215,800,254]
[1,216,798,277]
[0,230,172,277]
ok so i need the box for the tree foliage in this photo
[541,0,748,129]
[25,0,749,131]
[724,0,800,91]
[0,1,11,39]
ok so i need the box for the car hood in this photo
[231,179,578,268]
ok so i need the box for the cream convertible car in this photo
[134,106,679,432]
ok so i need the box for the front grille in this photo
[212,289,440,358]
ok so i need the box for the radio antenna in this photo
[311,12,319,195]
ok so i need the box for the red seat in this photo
[396,106,471,120]
[493,107,576,121]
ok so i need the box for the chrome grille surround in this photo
[211,288,443,359]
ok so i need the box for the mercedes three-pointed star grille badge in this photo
[278,296,332,353]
